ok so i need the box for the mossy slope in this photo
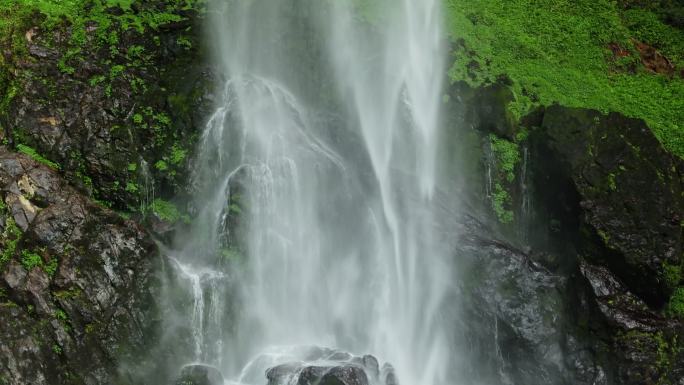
[445,0,684,158]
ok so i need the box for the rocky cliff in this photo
[0,1,682,385]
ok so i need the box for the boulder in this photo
[267,363,368,385]
[174,364,224,385]
[264,349,385,385]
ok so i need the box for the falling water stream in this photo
[165,1,455,384]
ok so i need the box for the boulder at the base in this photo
[174,364,224,385]
[264,349,388,385]
[267,364,368,385]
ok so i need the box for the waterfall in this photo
[164,1,456,384]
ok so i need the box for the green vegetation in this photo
[664,262,682,289]
[0,217,22,269]
[492,183,513,224]
[488,134,522,224]
[16,144,60,170]
[667,287,684,318]
[220,247,243,262]
[489,134,521,183]
[44,256,58,277]
[20,249,43,271]
[149,198,185,223]
[445,0,684,157]
[54,308,68,321]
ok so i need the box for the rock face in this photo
[579,261,684,384]
[530,105,684,308]
[0,146,159,385]
[449,81,684,385]
[524,106,684,384]
[1,2,215,210]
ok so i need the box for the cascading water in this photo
[164,1,458,384]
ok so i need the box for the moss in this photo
[487,134,522,224]
[16,144,60,170]
[618,329,677,376]
[1,217,22,269]
[20,249,43,271]
[219,247,243,262]
[445,0,684,158]
[51,344,62,355]
[149,199,183,223]
[666,287,684,318]
[492,183,514,224]
[125,181,139,193]
[664,262,682,289]
[489,134,521,183]
[44,256,58,278]
[53,287,81,300]
[607,173,617,191]
[154,160,168,172]
[169,144,187,165]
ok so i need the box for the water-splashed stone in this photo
[174,364,224,385]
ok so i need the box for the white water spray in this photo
[167,1,457,384]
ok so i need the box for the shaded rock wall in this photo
[450,80,684,384]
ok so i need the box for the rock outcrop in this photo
[1,2,215,211]
[529,105,684,308]
[524,105,684,384]
[0,146,159,385]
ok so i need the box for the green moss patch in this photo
[445,0,684,158]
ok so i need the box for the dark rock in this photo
[267,363,368,385]
[174,364,224,385]
[579,260,683,385]
[517,105,684,385]
[265,350,384,385]
[449,81,518,140]
[0,146,159,385]
[3,3,216,210]
[531,105,684,308]
[456,234,574,385]
[320,366,368,385]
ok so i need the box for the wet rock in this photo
[174,364,224,385]
[265,349,386,385]
[579,260,684,385]
[320,366,368,385]
[0,146,159,385]
[267,364,368,385]
[457,235,570,385]
[380,364,398,385]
